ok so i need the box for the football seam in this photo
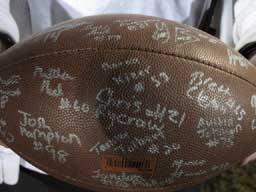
[2,47,255,89]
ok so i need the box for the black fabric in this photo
[239,41,256,59]
[198,0,218,36]
[0,32,15,49]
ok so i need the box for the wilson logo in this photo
[101,155,157,174]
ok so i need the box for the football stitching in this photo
[1,47,255,89]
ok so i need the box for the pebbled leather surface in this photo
[0,14,255,192]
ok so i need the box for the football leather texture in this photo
[0,14,255,192]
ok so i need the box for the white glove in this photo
[0,0,20,42]
[0,146,20,185]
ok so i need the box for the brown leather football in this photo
[0,14,255,192]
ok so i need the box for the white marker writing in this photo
[0,119,15,143]
[0,75,21,86]
[59,97,90,113]
[33,66,75,81]
[18,110,51,131]
[152,22,170,44]
[102,58,140,71]
[0,95,8,109]
[40,80,63,97]
[251,95,256,115]
[227,49,252,69]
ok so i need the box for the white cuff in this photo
[0,0,20,42]
[233,0,256,50]
[0,147,20,185]
[2,152,20,185]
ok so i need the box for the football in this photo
[0,14,255,192]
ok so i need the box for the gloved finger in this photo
[2,150,20,185]
[0,154,3,184]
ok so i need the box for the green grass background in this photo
[201,164,256,192]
